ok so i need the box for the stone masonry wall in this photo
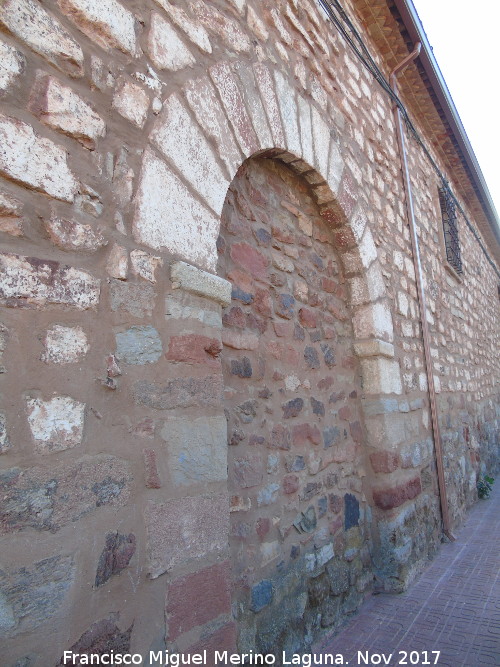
[0,0,498,663]
[219,157,371,654]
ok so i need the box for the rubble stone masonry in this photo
[0,0,498,663]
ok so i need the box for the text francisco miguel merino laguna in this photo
[62,651,353,665]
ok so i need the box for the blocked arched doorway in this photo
[217,156,373,654]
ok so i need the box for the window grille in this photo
[438,185,462,274]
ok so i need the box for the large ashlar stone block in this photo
[151,94,229,214]
[153,0,212,53]
[190,0,251,52]
[184,76,243,179]
[0,0,84,77]
[147,12,195,71]
[349,206,368,244]
[57,0,137,55]
[134,374,223,411]
[0,253,100,309]
[133,149,219,272]
[233,61,273,151]
[30,75,105,149]
[165,295,222,328]
[311,106,330,177]
[364,412,407,449]
[348,262,385,307]
[353,301,394,342]
[26,395,85,454]
[274,70,301,156]
[253,63,285,147]
[360,357,403,395]
[115,326,162,365]
[327,140,344,196]
[145,494,229,578]
[209,62,259,158]
[0,39,25,91]
[354,339,394,359]
[171,261,232,306]
[160,415,227,486]
[297,95,314,166]
[167,561,231,642]
[0,455,132,533]
[0,115,78,202]
[0,555,74,637]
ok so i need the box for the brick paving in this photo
[314,484,500,667]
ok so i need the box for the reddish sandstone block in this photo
[253,287,272,317]
[271,225,295,244]
[337,170,358,219]
[223,306,246,329]
[338,406,351,421]
[233,454,264,489]
[270,424,291,450]
[230,242,268,279]
[332,226,357,250]
[227,268,253,294]
[187,623,237,665]
[166,561,232,641]
[298,307,318,328]
[320,204,344,228]
[283,474,299,494]
[274,321,292,337]
[373,477,422,510]
[256,517,270,539]
[370,451,401,473]
[167,334,222,367]
[293,423,321,446]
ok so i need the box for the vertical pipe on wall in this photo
[390,43,455,541]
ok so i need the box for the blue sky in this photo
[412,0,500,217]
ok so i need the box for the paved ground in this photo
[314,483,500,667]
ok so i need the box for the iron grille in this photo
[438,186,462,274]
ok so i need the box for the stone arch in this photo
[133,58,401,412]
[134,58,409,648]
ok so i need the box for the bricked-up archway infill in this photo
[134,57,441,653]
[218,157,370,653]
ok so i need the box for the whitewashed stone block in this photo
[151,94,229,214]
[133,150,219,272]
[58,0,137,55]
[41,325,89,364]
[274,70,301,156]
[147,12,194,71]
[30,75,105,149]
[0,39,25,91]
[184,75,243,178]
[0,0,84,77]
[27,396,85,453]
[0,114,78,202]
[152,0,211,53]
[0,253,100,309]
